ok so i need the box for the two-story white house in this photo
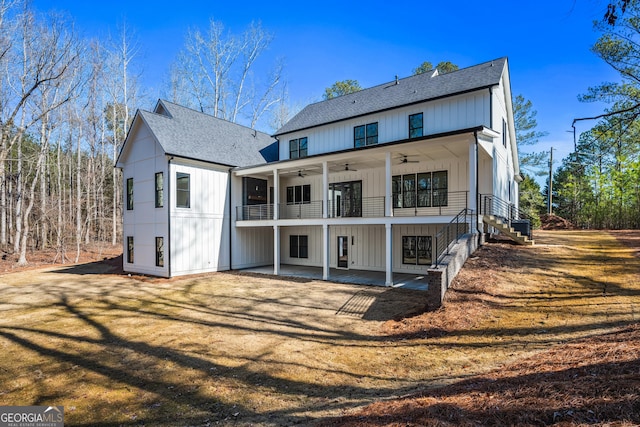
[117,57,525,301]
[116,100,276,277]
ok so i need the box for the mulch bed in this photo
[540,214,576,230]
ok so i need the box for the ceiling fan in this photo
[297,170,307,177]
[344,163,358,171]
[398,155,419,164]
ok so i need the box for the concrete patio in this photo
[241,264,429,291]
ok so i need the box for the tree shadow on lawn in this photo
[317,324,640,426]
[51,255,124,275]
[0,286,433,426]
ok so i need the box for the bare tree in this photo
[102,21,141,246]
[14,10,83,265]
[170,19,284,130]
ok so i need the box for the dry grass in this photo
[0,230,638,426]
[321,230,640,426]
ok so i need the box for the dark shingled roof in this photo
[135,100,277,167]
[274,57,508,136]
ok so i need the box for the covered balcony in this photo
[236,191,471,221]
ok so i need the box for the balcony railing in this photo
[392,191,468,217]
[237,204,274,221]
[236,191,470,221]
[278,201,324,219]
[328,196,385,218]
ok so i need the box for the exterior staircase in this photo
[482,214,535,246]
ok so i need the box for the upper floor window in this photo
[176,172,190,208]
[354,122,378,148]
[126,178,133,210]
[289,137,308,159]
[502,119,507,147]
[155,172,164,208]
[286,184,310,205]
[393,171,448,208]
[409,113,423,138]
[329,181,362,217]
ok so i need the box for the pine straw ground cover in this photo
[320,230,640,426]
[0,230,638,426]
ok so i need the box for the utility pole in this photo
[548,147,554,215]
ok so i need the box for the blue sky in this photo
[34,0,620,171]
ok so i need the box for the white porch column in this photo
[469,142,478,213]
[385,152,392,217]
[322,161,328,219]
[273,168,279,220]
[273,225,280,275]
[385,223,393,286]
[322,223,329,280]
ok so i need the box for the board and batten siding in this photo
[169,160,231,276]
[279,90,490,160]
[274,157,470,205]
[490,74,517,204]
[281,224,445,273]
[121,121,169,277]
[232,227,273,269]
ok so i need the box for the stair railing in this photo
[433,208,472,266]
[480,194,532,239]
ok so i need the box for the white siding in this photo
[121,122,169,277]
[490,75,516,203]
[169,160,231,276]
[279,90,490,159]
[233,227,273,269]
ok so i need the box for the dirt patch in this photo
[540,213,576,230]
[0,243,122,275]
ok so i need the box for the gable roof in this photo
[275,57,508,137]
[119,100,277,168]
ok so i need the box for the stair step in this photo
[482,214,534,246]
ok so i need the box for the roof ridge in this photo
[158,99,272,137]
[274,57,508,136]
[304,56,508,107]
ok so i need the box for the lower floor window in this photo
[127,236,134,263]
[290,235,308,258]
[156,237,164,267]
[402,236,432,265]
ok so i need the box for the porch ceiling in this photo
[236,133,477,179]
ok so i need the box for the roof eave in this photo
[273,84,499,138]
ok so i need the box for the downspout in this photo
[474,131,481,243]
[489,87,493,129]
[228,168,233,271]
[167,156,174,277]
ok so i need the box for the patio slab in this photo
[241,264,429,291]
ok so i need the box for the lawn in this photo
[0,230,638,426]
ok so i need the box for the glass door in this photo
[337,236,349,269]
